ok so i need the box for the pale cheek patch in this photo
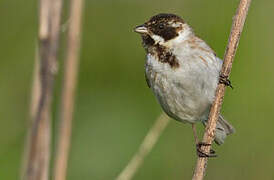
[151,34,165,44]
[171,22,182,28]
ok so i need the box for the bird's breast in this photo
[145,53,217,123]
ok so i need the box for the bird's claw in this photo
[196,142,217,158]
[219,75,233,89]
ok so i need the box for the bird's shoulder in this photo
[176,35,222,70]
[185,36,216,56]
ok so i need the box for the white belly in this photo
[145,54,219,123]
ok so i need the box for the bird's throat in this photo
[146,42,179,69]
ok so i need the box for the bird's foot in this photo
[219,75,233,89]
[196,142,217,158]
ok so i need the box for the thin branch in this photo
[30,48,42,120]
[192,0,251,180]
[20,47,41,180]
[53,0,84,179]
[23,0,63,179]
[116,113,170,180]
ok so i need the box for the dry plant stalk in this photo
[23,0,63,179]
[30,48,41,120]
[53,0,84,179]
[192,0,251,179]
[20,48,41,180]
[116,113,170,180]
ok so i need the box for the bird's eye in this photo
[158,24,164,29]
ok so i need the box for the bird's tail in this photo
[203,115,235,145]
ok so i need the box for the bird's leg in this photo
[191,124,217,158]
[219,74,233,89]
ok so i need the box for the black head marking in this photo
[145,13,184,41]
[149,13,184,23]
[135,13,183,69]
[142,35,155,47]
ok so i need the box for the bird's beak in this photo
[134,25,148,34]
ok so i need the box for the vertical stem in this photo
[23,0,63,179]
[192,0,251,179]
[53,0,84,179]
[21,47,40,180]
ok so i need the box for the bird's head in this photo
[134,13,192,48]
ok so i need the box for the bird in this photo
[134,13,235,157]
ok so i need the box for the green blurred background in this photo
[1,0,274,179]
